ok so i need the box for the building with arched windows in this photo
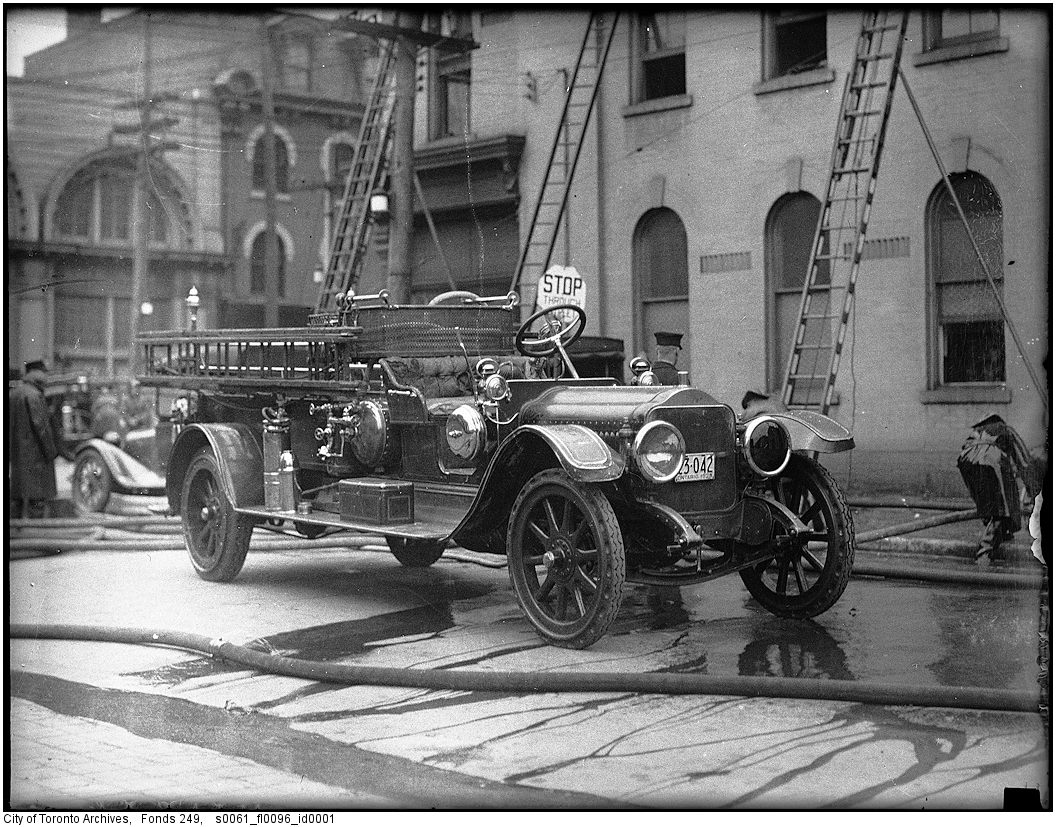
[350,8,1048,495]
[7,9,373,373]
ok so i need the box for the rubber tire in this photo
[180,448,254,582]
[739,454,855,619]
[507,469,625,649]
[72,449,112,514]
[386,537,445,568]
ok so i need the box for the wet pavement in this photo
[7,536,1049,809]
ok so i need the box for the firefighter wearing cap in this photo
[9,360,59,518]
[957,414,1035,564]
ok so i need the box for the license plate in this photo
[676,452,715,482]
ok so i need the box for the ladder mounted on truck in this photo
[315,41,399,314]
[509,12,619,298]
[780,10,909,413]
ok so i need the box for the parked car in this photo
[45,376,170,514]
[138,291,855,648]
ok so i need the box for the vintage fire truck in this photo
[137,290,856,648]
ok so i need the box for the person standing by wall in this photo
[9,360,59,518]
[957,413,1036,565]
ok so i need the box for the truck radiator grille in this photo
[652,405,738,514]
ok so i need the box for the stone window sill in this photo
[920,386,1012,405]
[912,36,1009,67]
[621,94,693,118]
[753,67,836,96]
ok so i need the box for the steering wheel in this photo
[428,290,482,306]
[515,304,586,357]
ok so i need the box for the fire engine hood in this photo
[518,384,724,431]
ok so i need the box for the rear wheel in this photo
[72,449,112,513]
[739,454,854,618]
[386,537,445,567]
[180,448,254,582]
[507,469,625,649]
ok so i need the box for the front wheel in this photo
[180,448,254,582]
[72,449,112,513]
[739,454,855,618]
[386,537,445,568]
[507,469,625,649]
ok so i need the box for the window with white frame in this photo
[927,171,1005,385]
[52,156,186,246]
[281,32,313,92]
[426,11,472,140]
[250,230,286,298]
[923,9,1000,51]
[252,133,290,193]
[635,12,686,102]
[765,192,830,392]
[633,207,690,371]
[330,141,354,184]
[762,10,827,80]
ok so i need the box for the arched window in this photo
[250,230,286,297]
[764,191,828,392]
[330,141,354,183]
[252,134,290,193]
[52,156,186,246]
[633,207,689,370]
[926,171,1004,384]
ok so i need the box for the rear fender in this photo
[75,438,165,493]
[166,423,263,514]
[767,410,854,454]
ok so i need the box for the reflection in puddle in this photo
[612,585,693,634]
[736,619,854,681]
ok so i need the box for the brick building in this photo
[7,9,372,375]
[352,8,1049,496]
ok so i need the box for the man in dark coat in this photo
[9,360,59,518]
[957,413,1035,564]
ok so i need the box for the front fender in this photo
[76,439,165,494]
[450,424,624,553]
[502,424,625,483]
[767,410,854,454]
[166,423,263,514]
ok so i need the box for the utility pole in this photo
[261,20,280,327]
[386,11,422,304]
[127,13,151,375]
[114,14,179,374]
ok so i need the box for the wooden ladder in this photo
[315,42,399,314]
[780,10,909,412]
[509,12,619,298]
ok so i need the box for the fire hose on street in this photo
[9,511,1046,715]
[9,508,1044,586]
[7,621,1041,714]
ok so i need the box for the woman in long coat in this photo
[9,362,59,517]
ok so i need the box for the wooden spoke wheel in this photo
[740,454,855,618]
[180,448,254,582]
[507,469,625,649]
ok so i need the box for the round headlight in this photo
[482,373,510,402]
[637,371,659,387]
[742,416,791,477]
[633,420,686,484]
[446,404,486,460]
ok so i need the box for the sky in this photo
[6,6,67,76]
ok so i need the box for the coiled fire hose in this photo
[7,622,1040,714]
